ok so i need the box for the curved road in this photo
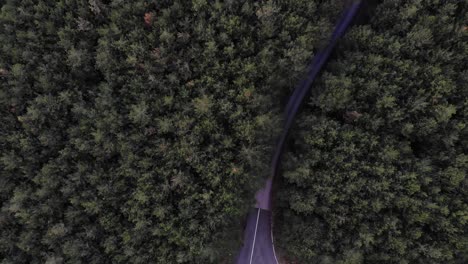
[236,2,362,263]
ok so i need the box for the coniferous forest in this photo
[0,0,466,263]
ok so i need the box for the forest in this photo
[275,0,467,263]
[0,0,466,263]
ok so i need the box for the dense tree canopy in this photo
[0,0,344,263]
[275,0,467,263]
[1,0,466,263]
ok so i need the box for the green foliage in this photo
[0,0,341,263]
[275,0,468,263]
[2,0,464,263]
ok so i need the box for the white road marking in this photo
[270,214,279,264]
[249,209,261,264]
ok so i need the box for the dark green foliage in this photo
[0,0,342,263]
[2,0,465,263]
[275,0,467,263]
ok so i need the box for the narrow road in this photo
[235,208,278,264]
[236,1,363,263]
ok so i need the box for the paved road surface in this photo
[236,209,278,264]
[255,178,273,210]
[236,1,362,263]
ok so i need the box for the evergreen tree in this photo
[275,1,468,263]
[0,1,343,262]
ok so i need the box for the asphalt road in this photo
[255,178,273,210]
[273,0,363,181]
[235,209,278,264]
[236,1,362,263]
